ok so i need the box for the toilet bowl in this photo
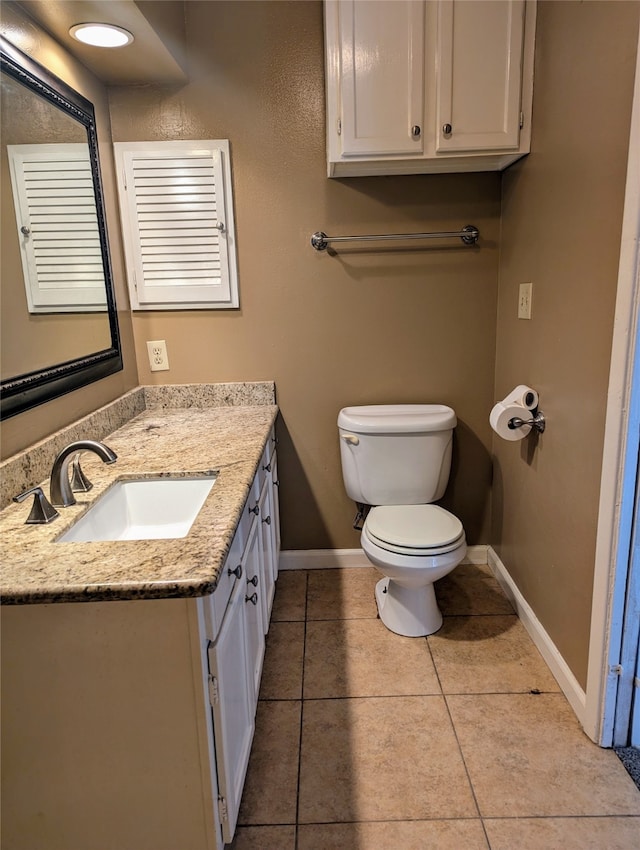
[361,504,467,636]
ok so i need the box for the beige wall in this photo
[0,3,138,458]
[493,0,640,688]
[109,0,501,550]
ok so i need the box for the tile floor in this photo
[229,565,640,849]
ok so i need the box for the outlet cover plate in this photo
[147,340,170,371]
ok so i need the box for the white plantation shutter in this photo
[114,141,239,310]
[7,144,107,313]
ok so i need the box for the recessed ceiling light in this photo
[69,23,134,48]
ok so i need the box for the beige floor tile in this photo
[435,567,514,616]
[298,819,490,850]
[227,825,296,850]
[271,570,307,621]
[259,621,304,700]
[428,615,561,694]
[307,568,380,620]
[483,816,640,850]
[298,695,477,823]
[304,618,441,698]
[448,693,640,817]
[237,700,301,825]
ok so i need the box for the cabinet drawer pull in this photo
[227,564,243,579]
[245,592,258,605]
[262,515,271,526]
[247,575,259,587]
[248,504,260,516]
[262,462,271,472]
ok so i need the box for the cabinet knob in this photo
[262,515,271,526]
[274,480,280,487]
[262,462,271,472]
[245,592,258,606]
[228,564,243,579]
[247,574,259,587]
[249,504,260,516]
[411,125,421,138]
[442,123,452,135]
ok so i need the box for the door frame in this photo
[584,26,640,746]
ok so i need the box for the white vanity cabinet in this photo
[199,428,280,845]
[324,0,536,176]
[1,430,281,850]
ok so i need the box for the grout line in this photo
[442,689,492,848]
[293,570,310,850]
[425,635,492,846]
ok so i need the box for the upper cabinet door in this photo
[436,0,525,152]
[333,0,425,156]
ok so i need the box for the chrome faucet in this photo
[50,440,117,507]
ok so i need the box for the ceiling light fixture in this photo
[69,23,134,48]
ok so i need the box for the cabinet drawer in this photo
[254,428,277,497]
[209,524,245,640]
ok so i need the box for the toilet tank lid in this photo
[338,404,456,434]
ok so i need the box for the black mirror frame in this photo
[0,35,122,420]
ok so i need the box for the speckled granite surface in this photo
[0,383,277,605]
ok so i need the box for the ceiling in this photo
[14,0,188,84]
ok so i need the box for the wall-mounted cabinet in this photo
[324,0,536,177]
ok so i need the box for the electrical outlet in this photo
[146,340,170,371]
[518,282,533,320]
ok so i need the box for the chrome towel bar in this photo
[310,224,479,251]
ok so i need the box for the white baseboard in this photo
[278,545,488,571]
[487,546,586,723]
[279,549,369,570]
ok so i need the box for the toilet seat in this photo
[364,504,465,557]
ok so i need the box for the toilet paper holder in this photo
[508,410,546,434]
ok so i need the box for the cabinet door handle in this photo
[245,592,258,605]
[248,504,260,516]
[262,515,271,526]
[411,124,421,138]
[227,564,243,579]
[442,123,452,135]
[247,575,259,587]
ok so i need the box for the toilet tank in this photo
[337,405,456,505]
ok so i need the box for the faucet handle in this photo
[70,455,93,493]
[13,486,60,524]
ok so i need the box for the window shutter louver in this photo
[7,144,107,312]
[114,141,239,310]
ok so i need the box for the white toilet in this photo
[338,404,467,637]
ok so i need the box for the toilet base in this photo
[375,577,443,637]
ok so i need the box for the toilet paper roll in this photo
[489,401,532,441]
[502,384,539,411]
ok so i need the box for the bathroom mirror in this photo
[0,36,122,419]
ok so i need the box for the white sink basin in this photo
[57,475,216,542]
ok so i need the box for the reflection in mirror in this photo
[0,36,122,419]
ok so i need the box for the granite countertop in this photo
[0,403,278,605]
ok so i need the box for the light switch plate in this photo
[518,283,533,319]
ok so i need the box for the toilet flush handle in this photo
[341,434,359,446]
